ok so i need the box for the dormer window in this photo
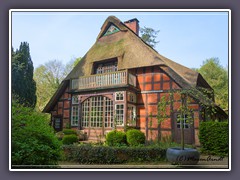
[94,59,118,74]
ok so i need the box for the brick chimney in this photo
[124,18,139,35]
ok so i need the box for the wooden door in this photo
[173,112,194,144]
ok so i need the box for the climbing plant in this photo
[156,95,168,142]
[152,87,218,148]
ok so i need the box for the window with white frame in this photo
[115,104,124,126]
[115,91,124,101]
[71,95,79,126]
[71,106,79,126]
[72,95,79,104]
[127,105,136,126]
[81,96,114,128]
[81,98,90,127]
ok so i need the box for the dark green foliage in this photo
[62,129,77,135]
[12,42,37,108]
[140,26,160,48]
[126,129,145,146]
[105,130,127,147]
[63,144,166,164]
[199,121,228,156]
[62,135,79,145]
[12,100,62,166]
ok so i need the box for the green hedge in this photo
[126,129,145,146]
[62,134,79,145]
[63,144,166,164]
[105,130,127,147]
[199,121,228,156]
[62,129,77,135]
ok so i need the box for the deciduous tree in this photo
[140,26,160,48]
[34,58,81,111]
[197,58,228,110]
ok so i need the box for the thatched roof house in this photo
[43,16,227,144]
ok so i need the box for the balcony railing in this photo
[71,70,136,90]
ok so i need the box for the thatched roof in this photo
[43,16,213,113]
[65,16,210,89]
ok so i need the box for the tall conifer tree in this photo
[12,42,37,107]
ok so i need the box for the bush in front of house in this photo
[62,129,77,135]
[105,130,127,147]
[63,144,166,164]
[12,100,62,167]
[62,134,79,145]
[126,129,145,146]
[199,121,228,156]
[55,131,64,140]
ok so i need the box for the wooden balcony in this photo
[71,70,136,90]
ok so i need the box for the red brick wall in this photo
[134,66,200,144]
[50,65,201,145]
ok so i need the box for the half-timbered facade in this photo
[43,16,227,145]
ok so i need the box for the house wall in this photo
[130,66,200,145]
[50,65,201,145]
[50,86,71,129]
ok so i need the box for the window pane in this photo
[81,96,113,128]
[115,104,124,126]
[54,118,61,128]
[127,105,136,126]
[115,92,124,101]
[95,61,118,74]
[72,95,79,104]
[127,92,137,103]
[71,106,79,126]
[176,114,190,129]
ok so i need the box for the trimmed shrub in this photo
[62,129,77,135]
[62,134,79,145]
[199,121,228,156]
[63,144,166,164]
[105,130,127,147]
[126,129,145,146]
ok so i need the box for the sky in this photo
[11,10,229,69]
